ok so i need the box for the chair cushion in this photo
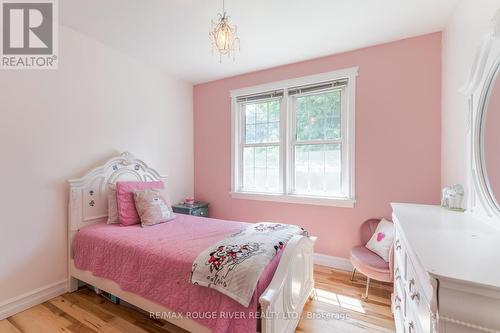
[350,245,392,282]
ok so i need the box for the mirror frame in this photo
[462,10,500,221]
[478,59,500,214]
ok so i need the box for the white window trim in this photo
[230,67,358,208]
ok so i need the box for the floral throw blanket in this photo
[190,222,307,307]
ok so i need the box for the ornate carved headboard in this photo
[68,152,166,232]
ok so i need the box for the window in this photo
[231,68,357,207]
[242,98,281,193]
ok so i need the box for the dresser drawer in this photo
[394,227,407,282]
[392,289,405,333]
[404,310,420,333]
[393,264,404,296]
[191,207,209,217]
[393,212,437,333]
[393,278,406,319]
[406,258,432,332]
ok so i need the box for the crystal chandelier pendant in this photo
[209,0,240,62]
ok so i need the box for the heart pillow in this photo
[365,218,394,262]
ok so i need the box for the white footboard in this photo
[259,235,316,333]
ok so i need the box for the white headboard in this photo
[68,152,166,232]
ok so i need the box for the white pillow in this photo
[365,218,394,262]
[107,183,119,224]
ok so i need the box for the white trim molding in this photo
[0,279,67,320]
[314,253,353,272]
[230,67,358,208]
[230,191,356,208]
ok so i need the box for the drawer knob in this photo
[408,279,420,301]
[395,268,401,281]
[394,295,402,310]
[408,321,415,333]
[408,278,415,290]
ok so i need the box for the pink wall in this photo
[194,33,441,258]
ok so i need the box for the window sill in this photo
[229,191,356,208]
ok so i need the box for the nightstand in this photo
[172,202,209,217]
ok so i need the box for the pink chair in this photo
[349,218,394,299]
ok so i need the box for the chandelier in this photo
[209,0,240,62]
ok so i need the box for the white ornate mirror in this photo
[480,59,500,213]
[463,10,500,220]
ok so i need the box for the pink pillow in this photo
[116,181,165,226]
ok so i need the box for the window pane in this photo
[269,101,280,122]
[242,146,280,193]
[254,147,267,190]
[294,144,341,196]
[245,104,256,125]
[255,123,268,143]
[269,122,280,142]
[266,146,280,190]
[245,124,255,144]
[243,147,255,189]
[295,90,341,142]
[256,103,268,123]
[244,100,281,144]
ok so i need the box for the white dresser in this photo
[391,203,500,333]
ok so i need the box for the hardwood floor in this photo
[0,266,394,333]
[297,266,394,332]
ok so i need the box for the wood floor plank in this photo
[73,288,178,333]
[42,302,98,333]
[0,319,22,333]
[62,292,176,333]
[49,296,124,333]
[7,304,74,333]
[3,265,395,333]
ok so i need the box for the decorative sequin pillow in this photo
[133,188,176,227]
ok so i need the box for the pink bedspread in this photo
[73,214,282,333]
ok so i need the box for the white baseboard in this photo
[0,279,68,320]
[314,253,353,272]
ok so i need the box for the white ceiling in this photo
[60,0,459,84]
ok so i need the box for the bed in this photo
[68,152,316,333]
